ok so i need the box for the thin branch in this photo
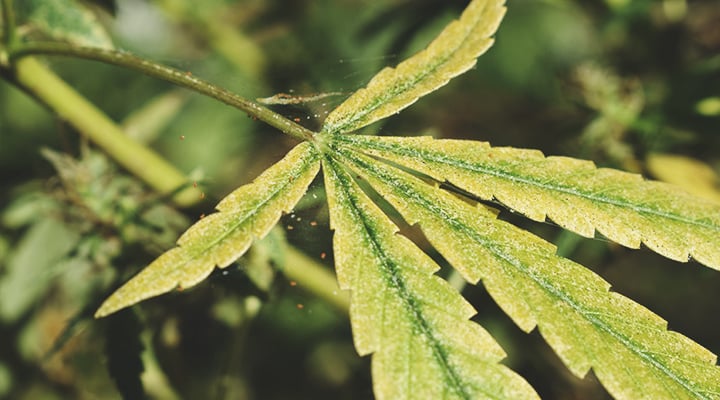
[10,42,316,141]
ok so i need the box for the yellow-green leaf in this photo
[333,135,720,270]
[320,0,505,135]
[322,155,538,400]
[95,142,320,317]
[333,147,720,400]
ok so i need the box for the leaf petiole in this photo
[9,42,316,141]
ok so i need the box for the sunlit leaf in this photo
[320,0,505,135]
[332,135,720,271]
[95,142,321,317]
[21,0,114,49]
[333,146,720,399]
[322,155,538,400]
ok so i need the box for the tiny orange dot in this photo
[289,281,297,287]
[320,252,326,260]
[309,221,318,226]
[296,304,304,309]
[199,213,206,219]
[293,117,301,122]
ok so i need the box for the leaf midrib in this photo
[338,148,710,399]
[337,136,719,232]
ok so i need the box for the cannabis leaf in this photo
[323,155,539,400]
[93,0,720,398]
[95,142,320,317]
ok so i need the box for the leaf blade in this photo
[95,142,321,317]
[333,146,720,399]
[335,135,720,271]
[322,155,538,400]
[21,0,114,49]
[320,0,506,135]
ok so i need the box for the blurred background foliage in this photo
[1,0,720,399]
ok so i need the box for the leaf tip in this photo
[94,298,123,319]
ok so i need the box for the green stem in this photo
[10,42,315,141]
[1,0,16,48]
[283,246,349,314]
[11,57,202,207]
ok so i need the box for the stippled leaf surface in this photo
[320,0,505,135]
[95,142,320,317]
[332,135,720,271]
[20,0,114,49]
[331,144,720,399]
[322,155,538,400]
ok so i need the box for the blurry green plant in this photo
[2,0,720,399]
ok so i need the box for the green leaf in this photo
[332,135,720,271]
[322,155,538,400]
[320,0,505,135]
[332,146,720,400]
[95,142,321,317]
[0,218,80,322]
[21,0,114,49]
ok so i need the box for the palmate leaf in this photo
[320,0,506,135]
[322,155,538,400]
[332,135,720,271]
[330,144,720,400]
[87,0,720,397]
[95,142,320,317]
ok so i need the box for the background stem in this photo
[12,57,202,207]
[283,246,349,314]
[1,0,16,48]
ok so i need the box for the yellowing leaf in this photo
[333,135,720,271]
[320,0,505,135]
[322,156,538,400]
[333,147,720,400]
[95,142,320,317]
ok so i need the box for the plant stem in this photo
[283,246,349,314]
[10,42,316,141]
[1,0,16,48]
[11,57,202,207]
